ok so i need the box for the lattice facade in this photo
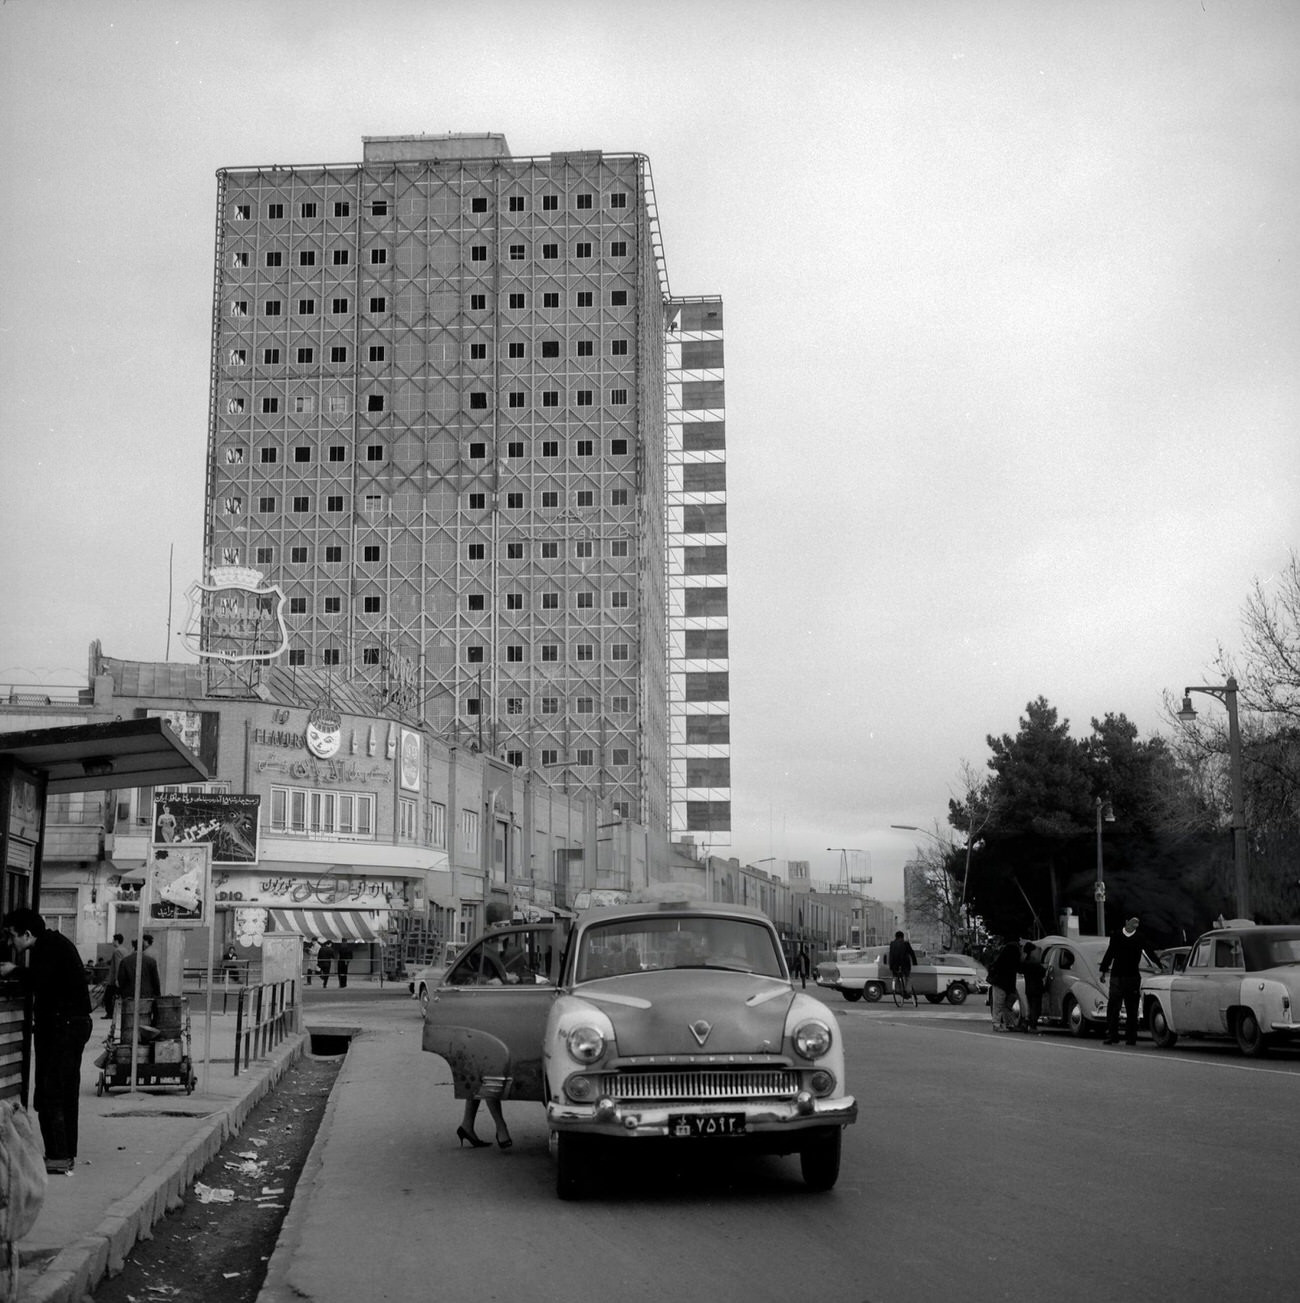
[203,137,686,831]
[665,298,730,842]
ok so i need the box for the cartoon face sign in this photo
[306,718,341,758]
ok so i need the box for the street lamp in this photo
[1177,676,1249,919]
[1094,798,1114,936]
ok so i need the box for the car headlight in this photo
[792,1019,833,1060]
[566,1024,607,1063]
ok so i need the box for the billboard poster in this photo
[146,843,211,928]
[153,794,261,865]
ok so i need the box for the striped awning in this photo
[268,908,389,943]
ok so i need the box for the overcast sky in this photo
[2,0,1295,901]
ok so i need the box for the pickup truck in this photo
[815,950,985,1004]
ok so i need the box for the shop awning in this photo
[268,908,390,943]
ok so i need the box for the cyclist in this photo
[887,930,917,997]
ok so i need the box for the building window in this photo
[543,194,558,210]
[299,250,316,267]
[461,808,480,854]
[576,592,593,609]
[541,748,558,766]
[612,644,630,661]
[262,397,280,413]
[371,200,388,216]
[369,345,385,362]
[363,596,381,614]
[467,594,485,611]
[332,249,350,266]
[611,290,628,306]
[611,540,629,557]
[576,490,593,507]
[323,597,341,614]
[508,391,525,409]
[508,293,525,310]
[270,786,374,837]
[611,438,628,455]
[362,646,379,665]
[429,801,447,848]
[611,591,629,608]
[509,341,526,359]
[541,644,559,663]
[506,750,524,768]
[323,648,340,665]
[224,498,244,515]
[331,297,349,314]
[541,697,559,714]
[267,203,284,219]
[468,543,485,561]
[506,593,523,610]
[576,391,592,407]
[256,547,274,564]
[265,251,283,268]
[287,648,306,666]
[471,293,487,310]
[542,391,559,408]
[509,196,526,212]
[577,439,593,456]
[471,197,488,213]
[264,300,282,317]
[369,296,387,313]
[234,204,250,220]
[542,439,558,456]
[325,545,342,562]
[367,394,385,412]
[467,646,484,663]
[232,251,249,268]
[294,446,311,462]
[292,496,309,512]
[289,597,307,615]
[471,245,488,262]
[364,545,380,562]
[334,201,350,217]
[509,244,525,260]
[541,491,558,508]
[297,347,314,363]
[293,394,313,415]
[258,496,276,512]
[611,489,629,506]
[507,541,524,559]
[507,645,523,662]
[469,392,488,410]
[542,592,559,610]
[612,695,630,712]
[507,492,523,509]
[506,442,524,460]
[541,340,559,358]
[364,494,383,514]
[230,300,249,318]
[542,242,558,260]
[576,340,593,357]
[398,797,417,841]
[576,696,594,714]
[575,540,594,559]
[229,348,246,366]
[574,241,592,259]
[576,644,593,662]
[291,546,308,563]
[610,241,627,257]
[576,749,594,767]
[468,493,486,512]
[370,248,387,265]
[611,339,629,356]
[613,748,630,767]
[301,202,317,218]
[329,445,346,461]
[469,443,486,459]
[543,292,560,308]
[576,291,593,308]
[326,495,344,512]
[610,388,628,405]
[541,542,558,559]
[577,193,593,210]
[331,346,348,362]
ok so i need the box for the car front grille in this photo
[592,1068,800,1103]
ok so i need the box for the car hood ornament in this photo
[689,1019,713,1047]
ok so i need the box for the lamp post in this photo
[1178,677,1249,919]
[1093,798,1114,936]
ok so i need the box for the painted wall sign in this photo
[179,565,290,663]
[255,756,391,786]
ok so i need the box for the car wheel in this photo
[554,1131,590,1201]
[924,994,944,1004]
[1148,1000,1178,1049]
[946,984,969,1005]
[1063,996,1091,1038]
[418,983,430,1017]
[842,989,862,1002]
[863,982,885,1003]
[799,1127,842,1192]
[1235,1008,1269,1057]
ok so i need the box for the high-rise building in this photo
[203,133,728,843]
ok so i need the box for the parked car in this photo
[1026,935,1160,1037]
[1156,946,1191,975]
[407,943,462,1014]
[1141,924,1300,1056]
[422,902,858,1199]
[815,950,982,1004]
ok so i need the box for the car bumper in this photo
[548,1095,858,1137]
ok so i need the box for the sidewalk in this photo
[13,1001,306,1303]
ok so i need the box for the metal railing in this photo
[233,979,299,1075]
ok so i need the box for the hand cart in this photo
[95,996,197,1095]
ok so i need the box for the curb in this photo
[17,1034,307,1303]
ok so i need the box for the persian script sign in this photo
[180,566,289,663]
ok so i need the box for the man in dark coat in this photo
[1098,916,1160,1045]
[103,931,129,1020]
[118,933,162,1002]
[987,936,1022,1031]
[317,939,336,988]
[1,908,94,1174]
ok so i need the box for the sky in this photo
[1,0,1296,902]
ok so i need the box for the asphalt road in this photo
[261,986,1299,1303]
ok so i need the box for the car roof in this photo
[576,901,772,924]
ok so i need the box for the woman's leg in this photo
[484,1097,511,1144]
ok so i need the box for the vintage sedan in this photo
[1141,925,1300,1056]
[422,902,858,1199]
[1029,935,1160,1037]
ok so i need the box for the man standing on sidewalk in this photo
[1,908,94,1174]
[102,932,129,1021]
[1099,916,1160,1045]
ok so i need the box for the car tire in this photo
[554,1131,590,1201]
[1235,1008,1269,1057]
[924,994,944,1004]
[842,989,862,1002]
[418,983,430,1017]
[1063,996,1091,1038]
[863,982,885,1003]
[946,984,969,1005]
[1148,1001,1178,1049]
[799,1127,842,1192]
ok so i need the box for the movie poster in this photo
[153,794,261,865]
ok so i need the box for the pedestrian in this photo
[302,937,316,986]
[102,931,129,1021]
[1,908,95,1174]
[336,940,352,989]
[987,934,1022,1031]
[317,938,335,988]
[1021,942,1047,1033]
[456,1094,513,1151]
[795,945,811,989]
[119,933,162,1003]
[1098,915,1160,1046]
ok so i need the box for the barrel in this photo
[119,998,154,1041]
[154,995,184,1041]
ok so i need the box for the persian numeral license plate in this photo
[668,1112,747,1138]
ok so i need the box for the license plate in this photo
[668,1112,747,1138]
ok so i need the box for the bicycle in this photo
[891,969,918,1008]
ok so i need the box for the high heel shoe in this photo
[497,1136,513,1150]
[457,1126,489,1149]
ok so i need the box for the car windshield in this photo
[575,916,785,981]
